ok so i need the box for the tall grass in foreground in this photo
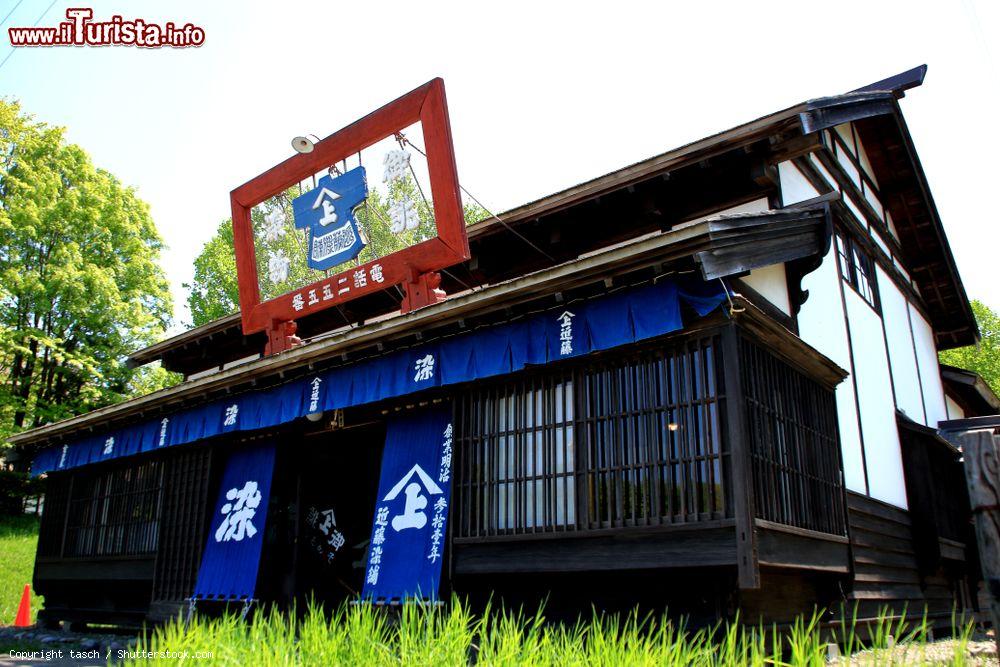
[0,515,42,623]
[125,599,982,666]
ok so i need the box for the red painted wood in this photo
[400,271,447,313]
[230,78,470,339]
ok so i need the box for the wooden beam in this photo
[721,323,760,589]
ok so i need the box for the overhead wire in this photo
[0,0,59,73]
[395,131,556,263]
[0,0,27,28]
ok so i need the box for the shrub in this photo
[0,470,44,516]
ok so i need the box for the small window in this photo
[836,232,879,310]
[64,460,164,557]
[455,375,576,535]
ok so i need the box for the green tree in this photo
[940,300,1000,396]
[0,99,176,443]
[185,174,487,327]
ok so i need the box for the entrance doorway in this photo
[287,422,386,607]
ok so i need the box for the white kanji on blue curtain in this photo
[214,480,262,542]
[194,441,276,600]
[362,408,453,600]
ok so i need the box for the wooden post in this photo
[953,428,1000,653]
[721,324,760,589]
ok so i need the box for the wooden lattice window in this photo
[454,335,728,539]
[454,374,577,537]
[63,459,164,557]
[740,337,846,535]
[582,338,725,528]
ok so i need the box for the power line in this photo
[395,132,556,263]
[0,0,26,28]
[0,0,60,73]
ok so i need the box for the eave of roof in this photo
[128,312,242,368]
[13,206,840,448]
[13,216,720,447]
[941,364,1000,414]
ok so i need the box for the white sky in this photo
[2,0,998,333]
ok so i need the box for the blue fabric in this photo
[361,407,453,602]
[31,279,725,475]
[193,441,277,600]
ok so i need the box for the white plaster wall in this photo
[808,153,838,192]
[797,249,867,493]
[945,395,966,420]
[876,267,925,424]
[742,264,791,315]
[782,158,867,493]
[910,305,949,426]
[777,161,819,205]
[844,289,908,508]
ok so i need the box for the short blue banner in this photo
[193,441,276,600]
[362,407,453,602]
[32,279,726,476]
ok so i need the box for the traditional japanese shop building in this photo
[10,67,993,628]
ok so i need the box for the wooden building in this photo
[9,66,991,628]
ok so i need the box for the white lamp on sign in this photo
[305,411,324,422]
[291,134,321,154]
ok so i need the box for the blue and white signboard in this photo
[292,166,368,271]
[193,441,277,600]
[362,408,453,602]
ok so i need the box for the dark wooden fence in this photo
[152,447,214,604]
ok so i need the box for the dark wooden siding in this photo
[36,472,71,559]
[897,420,973,573]
[846,492,968,622]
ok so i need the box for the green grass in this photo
[122,600,982,666]
[0,516,986,664]
[0,514,42,624]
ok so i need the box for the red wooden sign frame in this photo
[230,78,469,351]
